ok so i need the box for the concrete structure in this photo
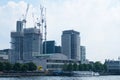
[62,30,80,60]
[10,21,42,63]
[105,59,120,74]
[23,28,42,61]
[16,21,23,32]
[80,46,86,63]
[11,21,24,63]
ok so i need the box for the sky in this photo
[0,0,120,62]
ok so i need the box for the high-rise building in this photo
[55,46,61,53]
[43,41,61,54]
[62,30,80,60]
[43,41,55,54]
[11,21,23,63]
[80,46,86,63]
[23,28,42,60]
[11,21,43,63]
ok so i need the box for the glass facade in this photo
[62,30,80,60]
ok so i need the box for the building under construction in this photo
[10,5,46,63]
[10,21,43,63]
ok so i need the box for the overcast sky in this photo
[0,0,120,62]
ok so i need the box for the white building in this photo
[31,53,81,71]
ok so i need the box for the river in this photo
[0,75,120,80]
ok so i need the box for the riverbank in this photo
[0,71,75,77]
[0,72,47,77]
[0,71,119,77]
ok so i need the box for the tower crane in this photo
[44,8,47,46]
[22,4,29,28]
[40,5,47,54]
[32,13,37,28]
[44,8,47,54]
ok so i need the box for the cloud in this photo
[0,1,28,49]
[45,0,120,62]
[0,0,120,62]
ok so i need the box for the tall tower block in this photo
[62,30,80,60]
[23,28,42,61]
[10,21,24,63]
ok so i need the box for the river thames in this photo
[0,76,120,80]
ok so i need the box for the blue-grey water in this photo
[0,76,120,80]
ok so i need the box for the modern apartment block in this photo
[62,30,80,60]
[80,46,86,63]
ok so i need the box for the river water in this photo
[0,76,120,80]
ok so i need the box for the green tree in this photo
[82,64,89,71]
[89,63,95,71]
[73,63,78,71]
[94,61,104,72]
[3,62,12,71]
[0,62,4,71]
[27,62,37,71]
[87,64,92,71]
[67,63,73,71]
[21,63,29,72]
[13,63,21,71]
[86,64,90,71]
[103,63,107,72]
[78,63,84,71]
[62,63,67,71]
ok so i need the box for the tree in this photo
[21,63,29,72]
[67,63,73,71]
[73,63,78,71]
[62,63,67,71]
[3,62,12,71]
[82,64,87,71]
[0,62,4,71]
[87,64,92,71]
[94,61,104,72]
[103,63,107,72]
[27,62,37,71]
[13,63,21,71]
[78,63,84,71]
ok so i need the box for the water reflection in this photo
[0,76,120,80]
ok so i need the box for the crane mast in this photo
[39,5,47,54]
[44,8,47,54]
[22,4,29,28]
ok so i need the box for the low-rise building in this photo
[25,53,81,71]
[105,59,120,74]
[0,49,10,62]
